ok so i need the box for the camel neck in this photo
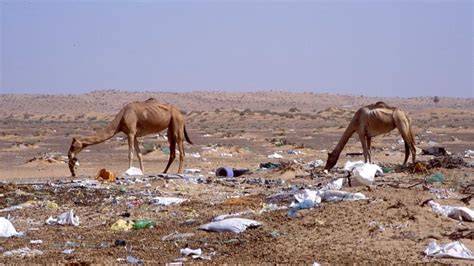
[330,123,355,158]
[80,126,117,146]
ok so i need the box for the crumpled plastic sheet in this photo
[149,197,187,206]
[180,248,211,260]
[0,201,36,212]
[428,200,473,222]
[46,209,80,226]
[318,190,367,202]
[0,217,23,237]
[288,189,322,217]
[3,247,43,257]
[424,241,474,260]
[123,167,143,176]
[199,218,262,233]
[344,161,382,186]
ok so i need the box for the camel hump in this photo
[145,98,158,102]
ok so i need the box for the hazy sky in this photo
[1,1,472,97]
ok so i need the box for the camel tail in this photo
[184,125,193,145]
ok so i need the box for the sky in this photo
[1,1,472,97]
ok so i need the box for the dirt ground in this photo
[0,91,473,264]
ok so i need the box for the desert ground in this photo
[0,90,473,264]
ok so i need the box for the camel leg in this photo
[127,133,136,169]
[359,133,369,163]
[394,113,416,165]
[366,135,372,163]
[134,136,144,173]
[163,130,176,173]
[176,133,185,174]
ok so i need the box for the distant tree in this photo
[433,96,440,104]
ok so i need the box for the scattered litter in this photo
[96,168,116,182]
[220,153,233,157]
[199,218,262,233]
[133,219,156,229]
[424,241,474,260]
[30,240,43,244]
[62,249,74,254]
[320,178,344,191]
[215,167,250,177]
[464,150,474,159]
[426,173,445,183]
[288,189,321,218]
[184,168,201,174]
[428,156,467,169]
[305,160,324,169]
[114,239,127,246]
[46,201,59,210]
[3,247,43,257]
[287,149,303,155]
[319,190,367,202]
[427,200,473,222]
[123,167,143,176]
[0,217,23,237]
[268,152,283,159]
[189,152,201,158]
[259,162,280,170]
[427,188,455,199]
[46,209,80,226]
[161,232,195,241]
[126,255,144,264]
[150,197,187,206]
[343,160,365,171]
[422,147,449,157]
[0,201,36,212]
[111,219,134,231]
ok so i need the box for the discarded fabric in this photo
[424,241,474,260]
[199,218,262,233]
[150,197,187,206]
[0,217,23,237]
[46,209,80,226]
[427,200,473,222]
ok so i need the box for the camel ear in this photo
[73,137,77,142]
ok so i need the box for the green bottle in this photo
[133,219,156,229]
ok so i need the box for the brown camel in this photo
[324,102,416,170]
[67,98,193,177]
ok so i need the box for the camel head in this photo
[324,151,339,171]
[67,138,83,177]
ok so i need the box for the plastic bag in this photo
[199,218,262,233]
[149,197,187,206]
[428,200,473,222]
[288,189,321,217]
[123,167,143,176]
[46,209,80,226]
[318,190,366,202]
[0,217,23,237]
[424,241,474,260]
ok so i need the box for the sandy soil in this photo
[0,91,472,264]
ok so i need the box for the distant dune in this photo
[0,90,472,118]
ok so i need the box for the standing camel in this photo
[324,102,416,170]
[67,98,193,177]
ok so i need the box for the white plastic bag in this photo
[428,200,473,222]
[46,209,80,226]
[199,218,262,233]
[3,247,43,257]
[352,163,382,186]
[288,189,322,217]
[424,241,474,260]
[123,167,143,176]
[149,197,187,206]
[0,217,23,237]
